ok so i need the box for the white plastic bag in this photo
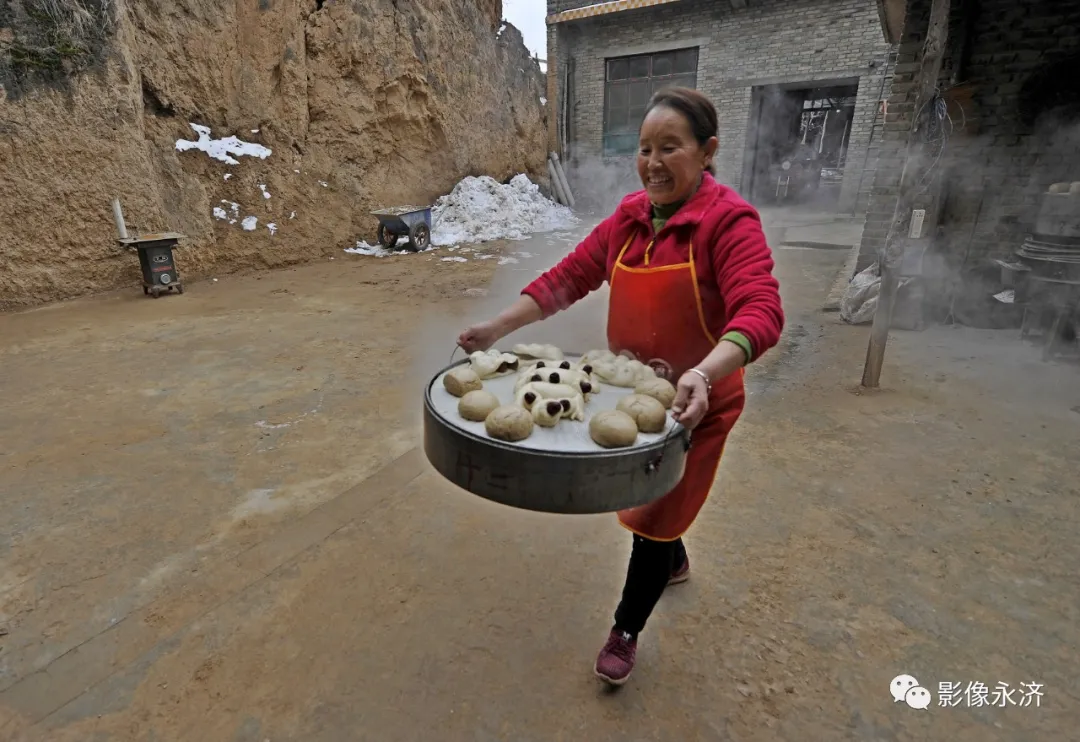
[840,263,882,325]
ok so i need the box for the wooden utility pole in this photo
[861,0,952,388]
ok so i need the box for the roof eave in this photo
[876,0,908,44]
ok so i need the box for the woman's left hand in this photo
[671,371,710,430]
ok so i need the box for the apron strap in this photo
[687,239,719,346]
[610,234,636,284]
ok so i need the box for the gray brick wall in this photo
[857,0,1080,274]
[550,0,893,212]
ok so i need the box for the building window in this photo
[603,47,699,156]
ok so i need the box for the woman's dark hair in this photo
[642,87,719,174]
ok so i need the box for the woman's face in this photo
[637,106,718,205]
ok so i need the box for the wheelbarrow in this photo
[371,205,433,252]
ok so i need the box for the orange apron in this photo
[608,235,746,541]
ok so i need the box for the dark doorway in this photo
[743,82,859,208]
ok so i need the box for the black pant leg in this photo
[613,534,679,638]
[673,537,687,568]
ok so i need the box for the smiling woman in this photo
[456,87,784,689]
[638,87,719,203]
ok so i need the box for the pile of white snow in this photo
[430,174,577,247]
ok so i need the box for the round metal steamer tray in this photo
[423,352,691,514]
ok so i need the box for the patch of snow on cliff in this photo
[430,175,577,247]
[175,124,272,165]
[241,216,259,231]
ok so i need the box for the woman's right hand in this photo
[457,295,544,354]
[457,321,502,353]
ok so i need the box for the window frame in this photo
[601,47,700,157]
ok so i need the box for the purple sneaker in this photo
[668,555,690,585]
[594,630,637,685]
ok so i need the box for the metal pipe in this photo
[551,153,576,209]
[112,198,129,239]
[553,155,573,208]
[548,158,568,205]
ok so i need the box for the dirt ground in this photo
[0,214,1077,741]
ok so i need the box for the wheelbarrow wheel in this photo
[377,224,399,249]
[408,223,431,252]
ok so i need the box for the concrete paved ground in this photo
[755,206,866,312]
[1,211,1077,740]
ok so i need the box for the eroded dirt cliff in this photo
[0,0,547,308]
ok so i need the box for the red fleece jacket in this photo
[522,174,784,363]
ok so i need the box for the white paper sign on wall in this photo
[909,209,927,239]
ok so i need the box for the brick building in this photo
[857,0,1080,309]
[545,0,896,212]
